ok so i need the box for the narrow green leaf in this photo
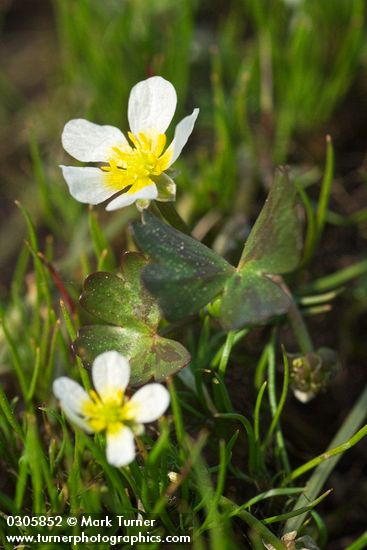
[316,135,334,239]
[263,490,332,525]
[284,383,367,534]
[345,531,367,550]
[0,384,24,441]
[220,496,286,550]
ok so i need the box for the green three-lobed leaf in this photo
[75,252,190,386]
[133,212,235,321]
[221,168,302,328]
[133,169,302,330]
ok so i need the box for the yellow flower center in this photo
[102,131,172,193]
[82,389,138,434]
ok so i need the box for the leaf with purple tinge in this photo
[220,168,302,329]
[132,212,234,321]
[74,252,190,386]
[133,169,302,330]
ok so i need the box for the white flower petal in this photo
[106,426,136,467]
[60,166,116,205]
[62,119,128,162]
[53,377,93,432]
[92,351,130,397]
[53,377,90,415]
[166,108,199,166]
[60,402,94,433]
[130,383,170,423]
[106,184,158,211]
[128,76,177,135]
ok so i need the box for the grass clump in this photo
[1,1,367,549]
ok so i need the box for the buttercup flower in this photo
[60,76,199,210]
[53,351,170,467]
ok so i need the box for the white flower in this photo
[53,351,170,467]
[60,76,199,211]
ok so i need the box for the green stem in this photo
[218,331,235,376]
[287,299,314,354]
[279,280,314,354]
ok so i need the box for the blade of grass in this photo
[218,330,235,376]
[302,259,367,293]
[25,412,45,513]
[214,413,256,476]
[0,315,28,397]
[262,347,289,451]
[284,422,367,484]
[59,300,90,391]
[254,381,267,443]
[29,129,58,233]
[254,343,270,389]
[220,496,285,550]
[191,443,230,549]
[266,340,291,474]
[315,135,334,243]
[295,178,317,268]
[345,531,367,550]
[152,431,208,516]
[167,377,185,450]
[310,510,328,548]
[263,490,332,525]
[0,384,24,441]
[88,207,115,271]
[26,347,41,403]
[197,440,227,533]
[283,383,367,534]
[242,487,305,510]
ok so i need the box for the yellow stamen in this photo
[102,131,173,193]
[81,390,139,433]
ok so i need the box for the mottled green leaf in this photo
[132,211,234,321]
[75,252,190,385]
[220,270,291,330]
[239,168,302,273]
[133,170,302,330]
[220,169,302,328]
[80,252,159,329]
[75,326,190,386]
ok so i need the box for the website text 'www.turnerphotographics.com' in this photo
[3,514,191,546]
